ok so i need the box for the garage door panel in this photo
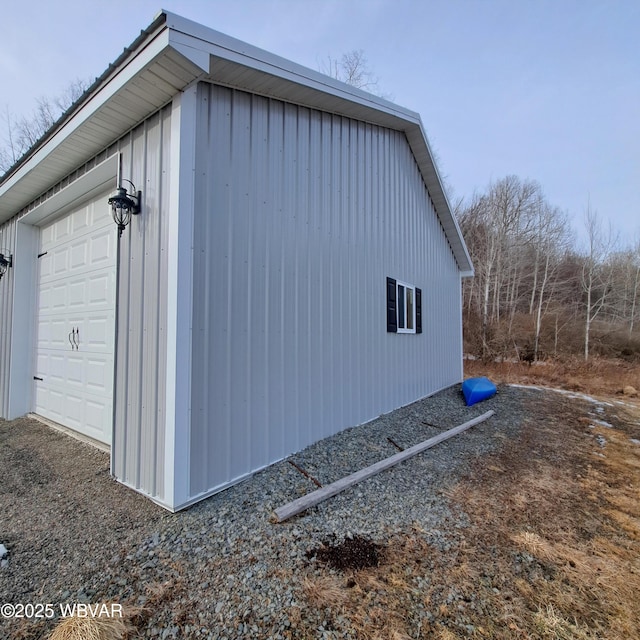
[88,272,114,307]
[36,387,64,421]
[68,280,87,309]
[40,223,55,248]
[86,357,112,391]
[47,355,66,384]
[37,315,114,355]
[66,394,83,425]
[66,355,85,386]
[70,208,91,237]
[51,282,69,311]
[85,316,114,349]
[85,401,108,435]
[89,231,114,267]
[35,190,115,446]
[36,320,51,348]
[71,203,104,237]
[40,273,115,316]
[37,318,70,349]
[43,234,114,281]
[70,241,88,270]
[52,215,73,244]
[53,247,70,276]
[39,252,53,279]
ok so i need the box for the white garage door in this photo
[34,192,116,445]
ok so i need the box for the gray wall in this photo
[0,218,17,418]
[111,106,172,503]
[188,83,463,500]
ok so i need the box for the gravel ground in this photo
[1,384,529,639]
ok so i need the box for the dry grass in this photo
[533,604,596,640]
[48,613,135,640]
[296,363,640,639]
[465,355,640,398]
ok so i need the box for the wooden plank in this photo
[273,410,495,523]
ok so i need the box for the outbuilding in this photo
[0,11,473,511]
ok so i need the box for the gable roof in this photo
[0,10,473,275]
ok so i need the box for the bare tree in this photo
[459,176,542,357]
[319,50,391,99]
[629,240,640,335]
[529,204,570,360]
[581,204,615,361]
[607,241,640,335]
[1,78,89,173]
[0,106,18,172]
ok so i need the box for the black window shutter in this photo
[416,287,422,334]
[386,277,397,333]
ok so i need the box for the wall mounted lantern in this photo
[108,179,141,237]
[0,251,12,281]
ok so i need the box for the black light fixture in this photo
[0,251,12,280]
[108,179,141,237]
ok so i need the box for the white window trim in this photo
[396,279,416,334]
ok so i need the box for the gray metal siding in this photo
[0,218,17,417]
[188,83,463,499]
[112,106,172,502]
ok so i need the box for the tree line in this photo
[457,175,639,362]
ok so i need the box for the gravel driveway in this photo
[1,384,526,639]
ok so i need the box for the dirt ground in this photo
[297,363,640,639]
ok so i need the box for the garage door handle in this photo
[33,376,43,381]
[69,328,79,350]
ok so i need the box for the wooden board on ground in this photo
[273,409,495,522]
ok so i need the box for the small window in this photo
[397,281,415,333]
[386,277,422,334]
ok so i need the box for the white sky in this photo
[1,0,638,247]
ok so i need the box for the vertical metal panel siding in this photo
[0,218,17,417]
[112,106,171,502]
[189,83,462,498]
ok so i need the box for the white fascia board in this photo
[0,28,173,221]
[163,11,419,124]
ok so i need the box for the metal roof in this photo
[0,10,472,275]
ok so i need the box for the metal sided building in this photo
[0,11,473,511]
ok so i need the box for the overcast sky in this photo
[1,0,638,247]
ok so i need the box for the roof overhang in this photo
[0,9,473,275]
